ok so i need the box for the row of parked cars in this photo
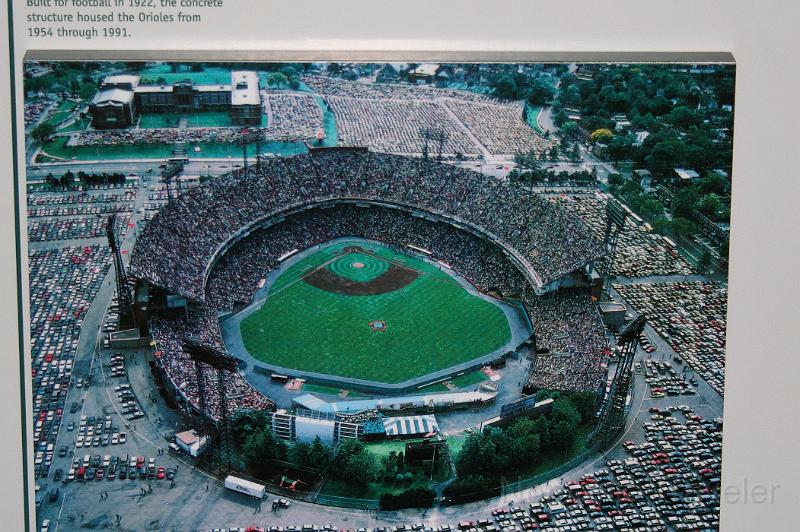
[67,454,176,483]
[112,382,146,421]
[29,245,110,481]
[643,360,699,398]
[72,413,128,449]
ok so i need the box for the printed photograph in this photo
[22,59,733,530]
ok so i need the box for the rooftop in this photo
[231,71,260,106]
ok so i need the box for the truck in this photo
[224,475,266,499]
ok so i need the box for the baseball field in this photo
[239,240,512,383]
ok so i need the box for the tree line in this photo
[443,391,596,504]
[551,64,734,177]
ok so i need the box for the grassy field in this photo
[41,137,173,161]
[525,105,544,134]
[139,111,267,129]
[46,100,78,128]
[139,65,233,86]
[240,241,512,383]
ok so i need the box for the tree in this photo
[527,80,554,106]
[513,149,541,171]
[590,128,614,144]
[567,392,597,422]
[697,193,722,217]
[669,217,697,240]
[492,76,520,99]
[344,449,378,486]
[266,72,289,88]
[559,121,580,140]
[31,122,56,144]
[697,172,729,195]
[549,397,581,447]
[241,428,287,478]
[608,173,624,187]
[379,487,436,510]
[78,83,97,101]
[331,439,378,486]
[673,189,699,218]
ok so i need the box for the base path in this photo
[304,246,420,295]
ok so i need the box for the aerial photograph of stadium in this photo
[22,59,733,530]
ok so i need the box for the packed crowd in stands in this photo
[523,289,610,393]
[613,281,727,395]
[265,93,324,140]
[205,204,527,310]
[149,308,275,421]
[444,100,554,156]
[130,150,604,303]
[327,97,481,155]
[28,212,131,243]
[552,193,696,277]
[28,245,111,478]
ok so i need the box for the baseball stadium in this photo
[129,148,610,417]
[26,61,731,529]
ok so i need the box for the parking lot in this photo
[29,168,726,532]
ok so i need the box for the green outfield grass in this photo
[240,241,512,383]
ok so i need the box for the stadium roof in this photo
[383,415,439,437]
[293,389,497,414]
[91,88,134,105]
[101,74,140,88]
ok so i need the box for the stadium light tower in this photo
[160,159,184,205]
[602,198,628,296]
[106,213,136,331]
[237,128,265,171]
[183,339,239,472]
[420,127,431,161]
[419,127,447,162]
[590,313,647,447]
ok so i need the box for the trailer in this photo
[224,475,266,499]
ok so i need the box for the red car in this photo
[156,466,165,480]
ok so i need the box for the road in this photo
[26,160,245,182]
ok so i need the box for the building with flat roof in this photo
[174,429,208,457]
[89,70,261,129]
[229,71,261,126]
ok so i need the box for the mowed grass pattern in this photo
[240,241,512,383]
